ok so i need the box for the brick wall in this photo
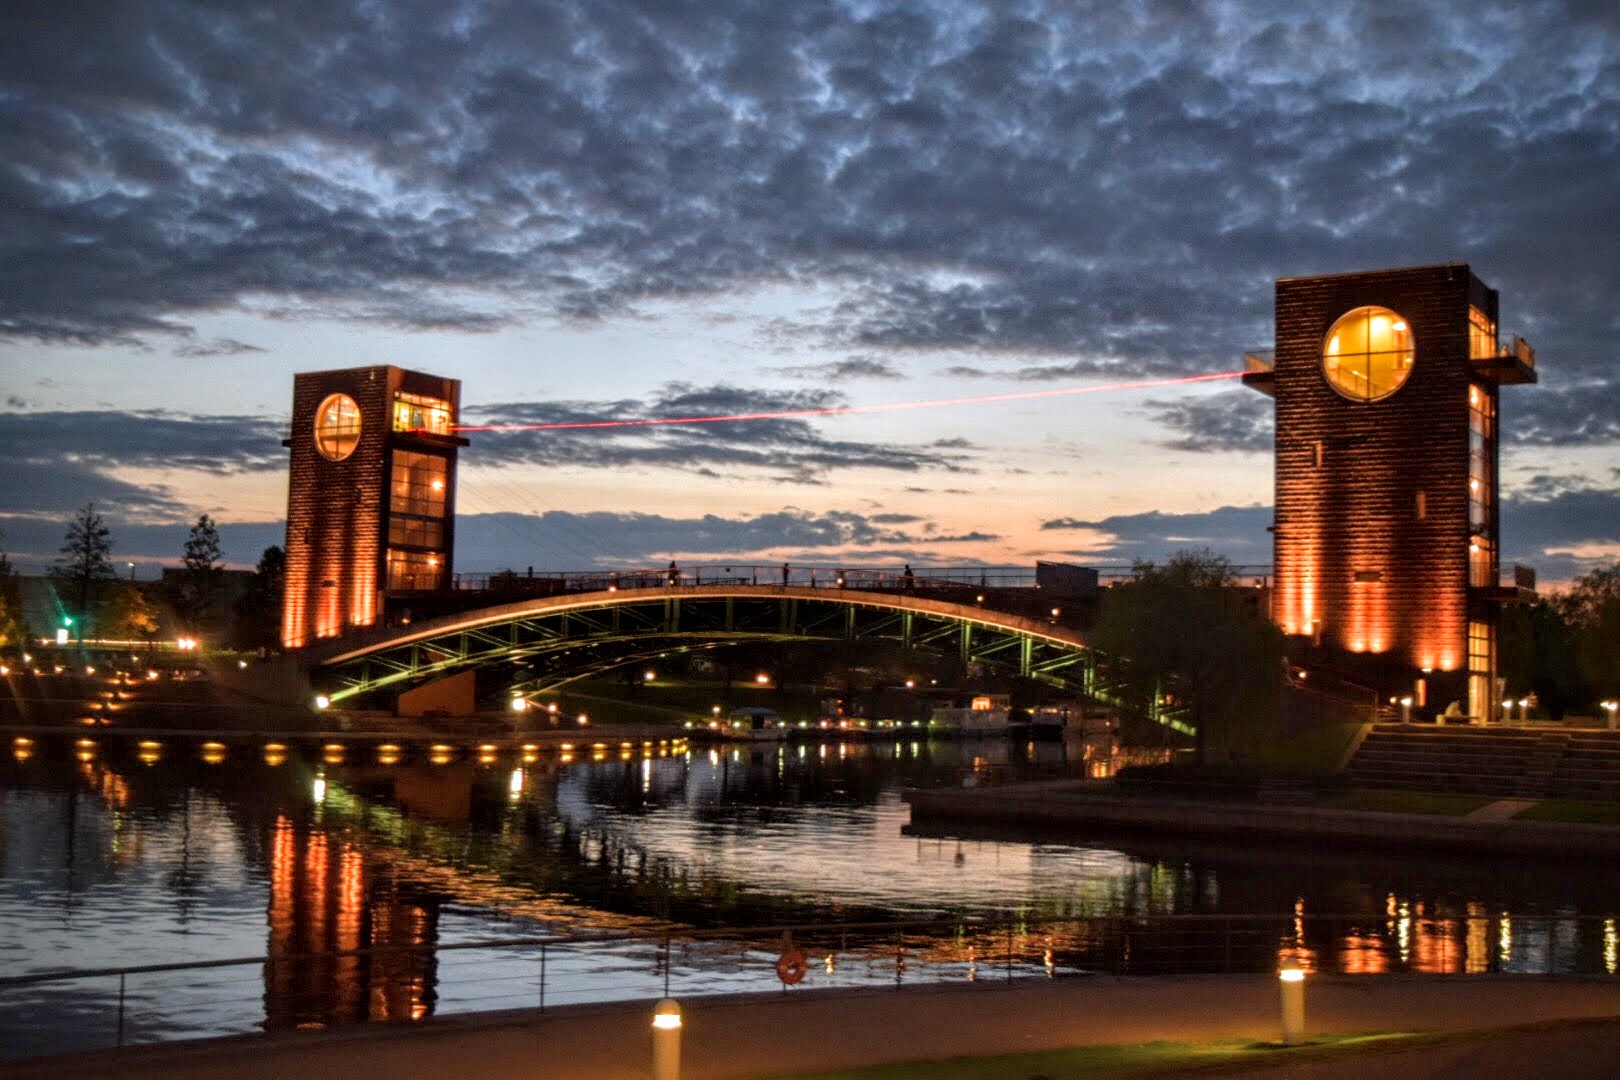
[1271,264,1496,705]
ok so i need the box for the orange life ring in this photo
[775,949,807,985]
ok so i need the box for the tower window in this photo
[1322,306,1414,402]
[313,394,362,461]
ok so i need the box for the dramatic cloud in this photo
[172,337,265,358]
[1141,390,1274,453]
[772,357,904,381]
[1040,505,1274,567]
[465,382,973,482]
[0,409,285,523]
[2,4,1615,415]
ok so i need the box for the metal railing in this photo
[448,564,1275,594]
[1,911,1615,1060]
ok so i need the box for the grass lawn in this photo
[763,1032,1424,1079]
[1250,722,1365,773]
[1314,789,1492,815]
[1513,799,1620,825]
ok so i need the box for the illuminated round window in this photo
[313,394,362,461]
[1322,306,1414,402]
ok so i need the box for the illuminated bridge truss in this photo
[311,586,1192,734]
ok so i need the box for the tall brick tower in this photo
[281,366,468,649]
[1244,265,1536,721]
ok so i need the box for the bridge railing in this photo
[449,564,1274,594]
[1,910,1613,1059]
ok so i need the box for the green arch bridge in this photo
[309,584,1192,733]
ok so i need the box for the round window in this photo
[313,393,362,461]
[1322,306,1414,402]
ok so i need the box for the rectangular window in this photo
[1469,306,1497,360]
[387,548,443,591]
[1467,386,1494,532]
[390,450,448,518]
[392,392,453,435]
[1467,619,1494,722]
[389,516,444,548]
[1469,537,1495,588]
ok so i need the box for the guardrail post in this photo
[1005,923,1013,984]
[663,933,672,997]
[539,943,547,1014]
[116,972,126,1049]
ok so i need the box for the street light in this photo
[1602,701,1618,730]
[651,998,683,1080]
[1278,961,1306,1046]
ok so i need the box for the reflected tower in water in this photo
[265,815,442,1027]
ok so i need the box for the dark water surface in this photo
[2,733,1617,1057]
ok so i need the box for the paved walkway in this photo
[3,975,1618,1079]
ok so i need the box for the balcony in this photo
[1240,349,1276,397]
[1471,333,1537,386]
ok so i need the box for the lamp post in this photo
[1278,961,1306,1046]
[651,998,682,1080]
[1602,701,1618,731]
[1399,696,1413,725]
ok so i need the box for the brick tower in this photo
[281,366,468,649]
[1244,264,1536,721]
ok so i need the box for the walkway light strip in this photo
[454,372,1244,433]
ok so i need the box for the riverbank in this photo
[2,975,1617,1079]
[903,780,1620,857]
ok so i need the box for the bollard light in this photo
[1278,961,1306,1046]
[652,997,682,1080]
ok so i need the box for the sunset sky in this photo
[2,2,1616,582]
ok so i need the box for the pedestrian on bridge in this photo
[781,562,790,586]
[903,564,915,590]
[667,560,679,586]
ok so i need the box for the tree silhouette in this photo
[51,503,115,641]
[177,514,224,633]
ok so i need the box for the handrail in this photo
[2,910,1615,990]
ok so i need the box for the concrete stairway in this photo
[1345,725,1620,801]
[1548,730,1620,800]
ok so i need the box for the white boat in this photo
[929,694,1011,736]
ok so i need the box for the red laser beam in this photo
[454,370,1245,433]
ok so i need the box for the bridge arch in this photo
[310,585,1186,730]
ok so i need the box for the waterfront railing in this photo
[1,911,1616,1060]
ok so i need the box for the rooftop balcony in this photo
[1471,333,1537,385]
[1240,349,1275,396]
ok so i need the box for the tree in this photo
[177,514,224,632]
[1499,600,1587,721]
[0,533,27,652]
[1093,549,1285,765]
[104,581,161,642]
[233,544,285,650]
[1557,562,1620,706]
[51,503,115,641]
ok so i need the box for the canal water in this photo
[2,734,1618,1058]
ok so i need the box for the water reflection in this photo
[2,734,1619,1053]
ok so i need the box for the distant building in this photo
[1244,264,1536,721]
[280,366,468,648]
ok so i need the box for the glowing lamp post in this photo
[1603,701,1619,731]
[1399,696,1413,724]
[651,998,682,1080]
[1278,961,1306,1046]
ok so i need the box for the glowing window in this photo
[313,394,362,461]
[1322,306,1414,402]
[393,392,452,434]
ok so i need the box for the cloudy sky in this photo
[1,1,1616,581]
